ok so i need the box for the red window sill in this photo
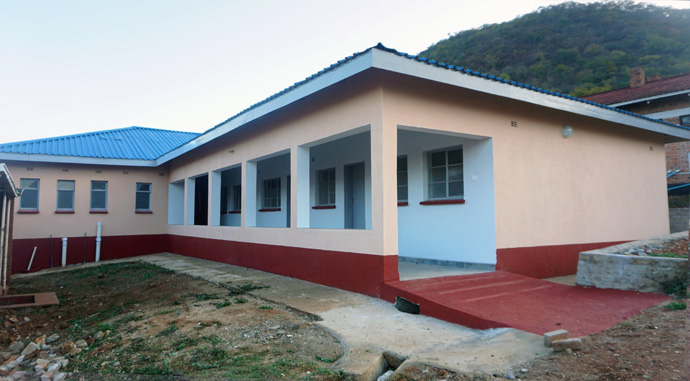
[228,211,241,214]
[419,199,466,206]
[312,205,336,210]
[90,210,109,214]
[17,209,39,214]
[258,208,281,212]
[135,210,153,214]
[55,210,75,214]
[397,202,409,206]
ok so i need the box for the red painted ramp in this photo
[382,271,668,337]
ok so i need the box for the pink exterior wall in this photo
[7,162,169,239]
[380,74,669,251]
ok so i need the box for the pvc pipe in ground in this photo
[27,246,37,271]
[61,238,67,267]
[95,222,102,262]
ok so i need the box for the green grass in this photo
[649,252,688,259]
[194,293,220,301]
[234,297,248,304]
[215,300,232,309]
[173,337,200,351]
[665,300,687,310]
[154,309,178,315]
[315,355,337,363]
[238,283,270,292]
[157,325,179,336]
[258,306,273,310]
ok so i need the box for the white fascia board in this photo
[370,49,690,140]
[610,89,690,107]
[0,163,19,197]
[0,153,157,167]
[156,51,376,165]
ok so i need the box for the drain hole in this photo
[394,296,419,314]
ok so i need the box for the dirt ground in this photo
[1,262,343,379]
[1,261,686,380]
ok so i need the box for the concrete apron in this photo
[16,253,547,380]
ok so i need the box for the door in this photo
[194,174,209,226]
[344,162,365,229]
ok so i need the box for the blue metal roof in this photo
[202,43,688,137]
[0,126,200,160]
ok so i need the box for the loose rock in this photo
[8,342,24,354]
[46,334,60,344]
[20,342,39,356]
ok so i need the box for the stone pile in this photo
[0,329,110,379]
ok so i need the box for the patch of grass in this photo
[157,325,178,336]
[190,347,229,370]
[238,283,270,292]
[665,300,687,310]
[258,306,273,310]
[96,323,115,332]
[618,321,633,328]
[215,300,232,309]
[194,293,220,301]
[315,355,337,363]
[173,337,200,351]
[201,335,222,346]
[154,309,178,315]
[668,194,689,209]
[234,297,248,304]
[649,252,688,259]
[660,274,688,299]
[114,313,142,326]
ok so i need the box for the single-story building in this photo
[0,163,19,296]
[1,44,688,297]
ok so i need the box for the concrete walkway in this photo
[17,253,546,378]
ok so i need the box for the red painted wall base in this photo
[496,241,628,279]
[167,235,399,297]
[11,234,168,275]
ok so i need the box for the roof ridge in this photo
[0,126,200,147]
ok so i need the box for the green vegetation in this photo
[661,274,688,298]
[258,306,273,310]
[420,1,690,96]
[238,283,271,292]
[665,300,686,310]
[649,252,688,259]
[668,195,689,209]
[215,300,232,309]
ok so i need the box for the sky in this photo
[1,0,688,143]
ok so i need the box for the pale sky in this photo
[1,0,688,143]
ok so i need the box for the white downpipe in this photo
[95,222,102,262]
[0,194,7,293]
[61,238,67,267]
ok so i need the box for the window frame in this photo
[680,114,690,127]
[426,146,464,201]
[232,184,242,212]
[135,182,152,212]
[397,156,408,203]
[19,178,40,211]
[56,180,75,211]
[316,167,336,206]
[90,180,108,211]
[262,178,281,209]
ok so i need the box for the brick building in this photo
[583,69,690,186]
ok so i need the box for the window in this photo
[317,168,336,206]
[19,178,39,210]
[90,181,108,210]
[135,183,151,211]
[220,187,228,213]
[397,156,408,202]
[428,147,463,199]
[232,185,241,211]
[263,178,281,208]
[680,114,690,127]
[56,180,75,211]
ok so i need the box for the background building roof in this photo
[581,73,690,105]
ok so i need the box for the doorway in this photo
[194,174,208,226]
[344,162,365,229]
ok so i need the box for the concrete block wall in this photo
[669,208,689,233]
[575,232,688,293]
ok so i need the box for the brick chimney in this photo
[630,67,645,88]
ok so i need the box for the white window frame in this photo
[316,168,336,206]
[232,184,242,212]
[19,178,40,210]
[135,182,151,211]
[56,180,75,211]
[426,146,464,200]
[90,180,108,211]
[263,178,281,209]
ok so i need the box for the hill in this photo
[419,1,690,96]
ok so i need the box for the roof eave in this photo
[609,89,690,107]
[369,48,690,141]
[0,153,158,167]
[0,163,19,197]
[155,50,376,166]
